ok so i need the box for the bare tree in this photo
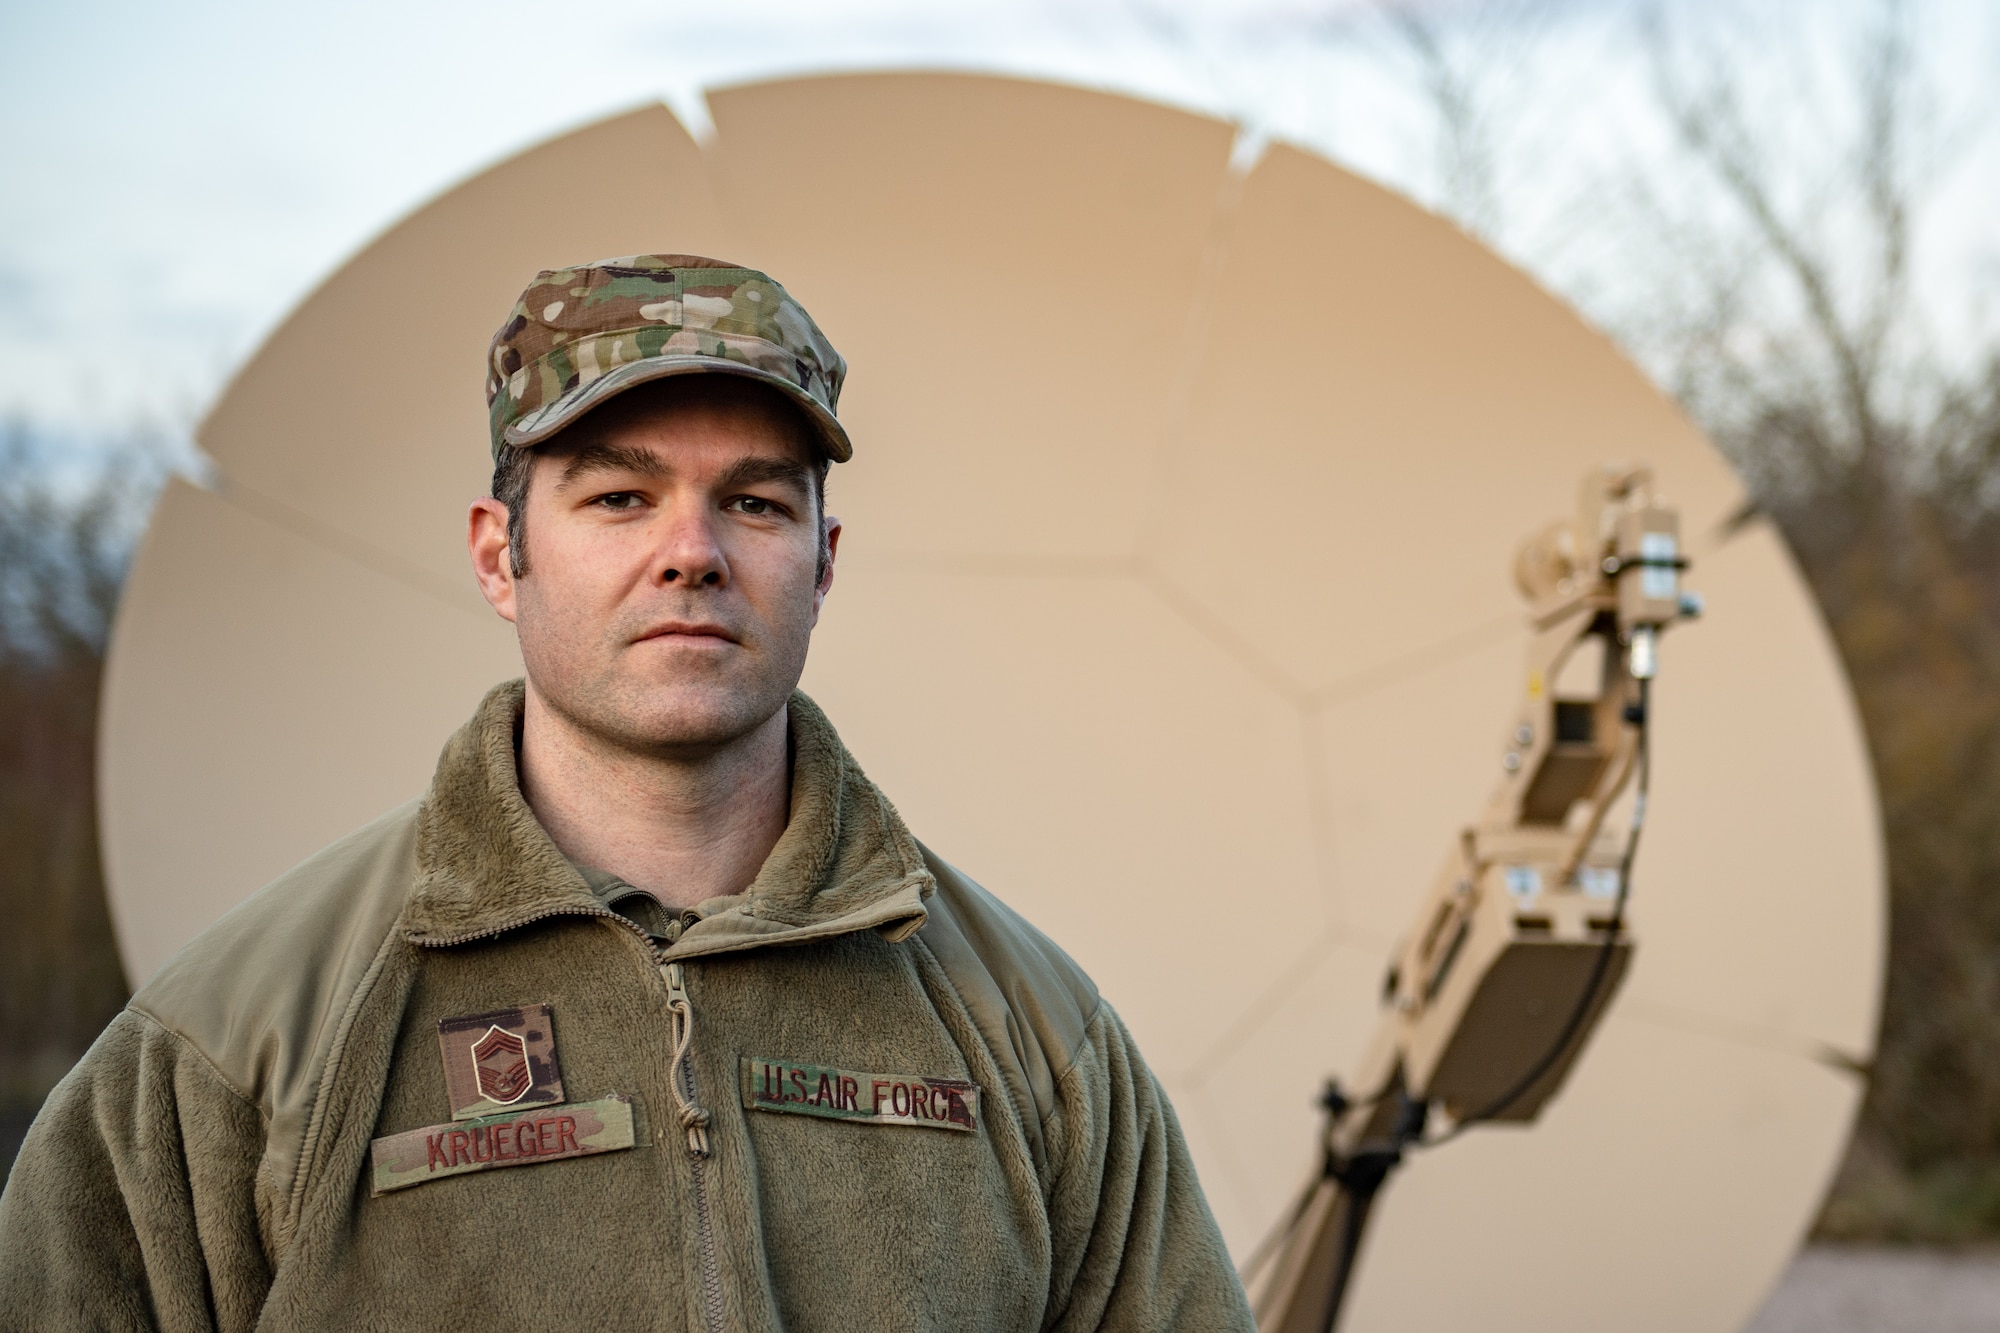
[0,423,171,1176]
[1632,2,1943,512]
[1301,0,1583,241]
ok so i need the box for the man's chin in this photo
[578,680,786,756]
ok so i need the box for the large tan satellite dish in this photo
[100,74,1881,1332]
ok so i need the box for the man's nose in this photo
[653,504,728,588]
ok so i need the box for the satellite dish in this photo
[100,73,1882,1332]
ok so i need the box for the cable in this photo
[1237,1081,1379,1289]
[1307,1110,1417,1333]
[1239,1091,1428,1325]
[1238,1158,1328,1290]
[1418,674,1652,1147]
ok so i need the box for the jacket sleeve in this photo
[1041,1003,1255,1331]
[0,1008,272,1333]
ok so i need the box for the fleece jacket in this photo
[0,682,1253,1332]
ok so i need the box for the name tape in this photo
[741,1057,978,1132]
[370,1094,635,1195]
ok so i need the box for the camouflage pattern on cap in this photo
[485,254,851,461]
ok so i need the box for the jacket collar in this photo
[401,680,933,959]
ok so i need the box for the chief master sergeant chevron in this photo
[0,255,1256,1330]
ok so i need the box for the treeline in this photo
[1779,371,2000,1241]
[1604,5,2000,1242]
[1306,0,2000,1240]
[0,432,158,1172]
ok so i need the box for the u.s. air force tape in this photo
[741,1057,978,1131]
[369,1094,636,1194]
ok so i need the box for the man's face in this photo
[469,381,839,757]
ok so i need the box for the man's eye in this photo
[729,496,774,515]
[595,492,643,510]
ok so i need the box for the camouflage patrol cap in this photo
[484,254,851,462]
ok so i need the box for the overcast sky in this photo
[3,0,1993,450]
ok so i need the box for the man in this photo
[0,255,1253,1330]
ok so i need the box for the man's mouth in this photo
[634,621,739,645]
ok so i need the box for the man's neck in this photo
[516,688,793,914]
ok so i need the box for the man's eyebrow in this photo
[556,442,671,488]
[713,456,813,494]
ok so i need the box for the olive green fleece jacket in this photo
[0,683,1252,1332]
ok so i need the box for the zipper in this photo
[662,953,726,1333]
[410,902,647,949]
[416,900,727,1331]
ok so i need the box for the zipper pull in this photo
[661,961,712,1158]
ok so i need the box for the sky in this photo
[2,0,1994,452]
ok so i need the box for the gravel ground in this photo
[1745,1245,2000,1333]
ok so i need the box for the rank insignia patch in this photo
[370,1094,636,1195]
[439,1004,564,1120]
[471,1026,531,1103]
[742,1057,978,1132]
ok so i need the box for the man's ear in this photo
[469,498,519,623]
[813,516,841,614]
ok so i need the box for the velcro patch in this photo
[438,1004,564,1120]
[370,1094,635,1195]
[741,1057,978,1132]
